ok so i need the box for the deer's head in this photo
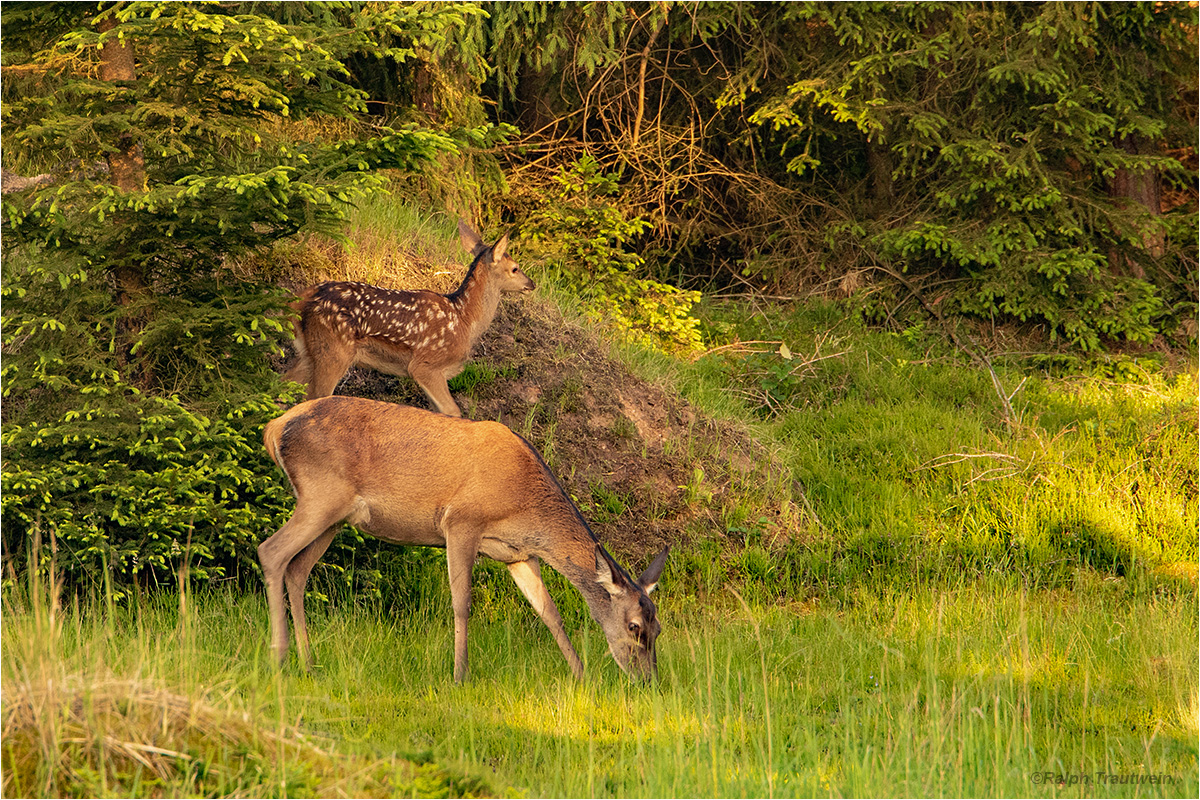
[458,219,535,295]
[595,545,668,681]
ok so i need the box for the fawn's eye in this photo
[628,621,640,634]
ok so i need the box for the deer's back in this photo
[266,397,568,544]
[301,281,456,349]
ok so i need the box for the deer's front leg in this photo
[409,361,462,417]
[445,527,482,682]
[507,557,585,679]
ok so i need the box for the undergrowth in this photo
[0,572,494,798]
[610,296,1198,602]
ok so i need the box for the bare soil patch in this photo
[316,293,807,565]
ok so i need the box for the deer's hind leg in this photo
[283,347,313,388]
[301,319,357,400]
[285,527,337,670]
[258,502,348,666]
[283,305,314,388]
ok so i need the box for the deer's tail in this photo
[263,414,297,494]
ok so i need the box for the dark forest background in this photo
[2,1,1196,590]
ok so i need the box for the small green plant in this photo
[448,361,517,395]
[611,414,638,440]
[681,466,715,507]
[588,480,629,523]
[520,155,704,355]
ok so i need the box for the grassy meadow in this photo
[4,570,1196,797]
[3,202,1198,797]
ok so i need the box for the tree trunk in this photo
[867,138,895,217]
[412,59,437,119]
[97,15,146,194]
[96,10,150,384]
[1108,135,1163,277]
[517,64,557,137]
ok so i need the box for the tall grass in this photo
[613,297,1198,597]
[3,573,1195,797]
[0,569,493,798]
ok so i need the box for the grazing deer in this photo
[259,395,669,682]
[284,220,535,416]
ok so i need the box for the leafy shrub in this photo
[519,155,704,355]
[1,389,293,591]
[744,3,1196,350]
[0,252,299,590]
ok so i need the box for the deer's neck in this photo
[514,439,621,623]
[448,262,502,346]
[536,523,618,621]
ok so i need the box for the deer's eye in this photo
[628,621,641,634]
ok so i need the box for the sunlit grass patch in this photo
[0,583,494,799]
[616,297,1199,595]
[235,197,474,295]
[2,570,1194,798]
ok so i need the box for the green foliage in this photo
[0,2,475,590]
[520,155,704,355]
[0,384,293,591]
[1,246,298,589]
[724,2,1198,348]
[486,1,650,101]
[481,1,1197,351]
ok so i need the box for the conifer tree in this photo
[0,1,478,587]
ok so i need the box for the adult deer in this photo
[284,220,535,417]
[259,395,669,682]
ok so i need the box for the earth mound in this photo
[329,294,810,566]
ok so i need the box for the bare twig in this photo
[871,264,1022,429]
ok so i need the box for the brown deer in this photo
[258,395,669,682]
[284,220,535,416]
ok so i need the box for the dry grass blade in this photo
[0,667,490,798]
[918,449,1032,486]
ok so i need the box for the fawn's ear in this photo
[458,219,487,257]
[491,232,510,262]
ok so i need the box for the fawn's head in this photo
[594,546,669,681]
[458,219,535,295]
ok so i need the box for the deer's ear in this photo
[595,547,625,597]
[491,232,510,262]
[638,546,669,594]
[458,219,486,257]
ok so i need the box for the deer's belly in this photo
[352,502,447,548]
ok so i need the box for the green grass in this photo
[4,575,1196,797]
[5,201,1197,796]
[613,297,1198,595]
